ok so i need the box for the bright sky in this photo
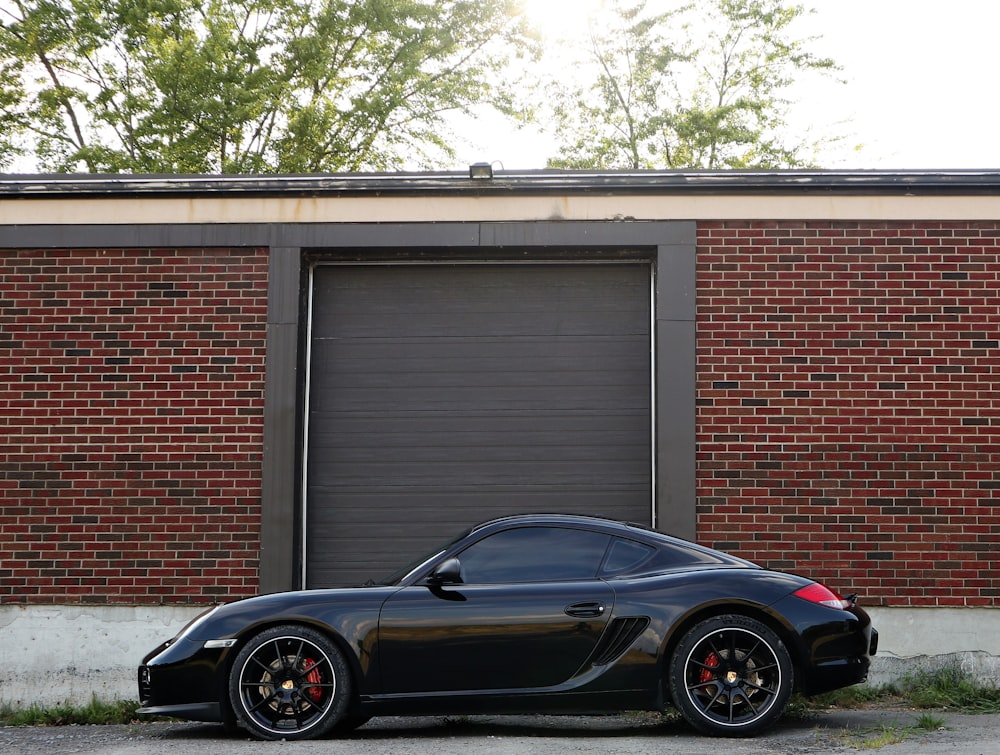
[458,0,1000,171]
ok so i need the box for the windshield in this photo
[375,528,472,586]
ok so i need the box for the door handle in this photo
[565,601,605,619]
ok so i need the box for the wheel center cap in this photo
[281,679,295,690]
[726,671,739,684]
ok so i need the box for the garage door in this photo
[305,262,652,587]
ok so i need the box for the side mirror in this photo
[427,557,464,585]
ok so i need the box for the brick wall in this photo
[6,226,998,609]
[697,221,1000,607]
[0,247,268,604]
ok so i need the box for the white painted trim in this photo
[649,267,658,530]
[6,193,1000,225]
[300,264,317,590]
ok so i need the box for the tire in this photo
[229,624,352,741]
[668,614,793,737]
[220,701,239,737]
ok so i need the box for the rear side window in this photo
[601,538,654,576]
[601,535,734,577]
[457,526,611,584]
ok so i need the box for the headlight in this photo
[174,605,223,641]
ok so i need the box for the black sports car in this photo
[138,514,877,740]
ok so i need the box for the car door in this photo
[377,526,615,694]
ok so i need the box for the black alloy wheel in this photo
[229,625,351,740]
[669,614,793,736]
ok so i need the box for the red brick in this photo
[697,221,1000,608]
[0,247,267,605]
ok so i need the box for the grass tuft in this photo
[0,696,150,726]
[799,664,1000,715]
[833,711,947,751]
[914,712,945,731]
[839,723,909,749]
[895,665,1000,712]
[795,685,899,712]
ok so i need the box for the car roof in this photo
[466,513,753,567]
[469,513,678,544]
[471,513,639,531]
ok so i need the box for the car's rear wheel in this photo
[229,625,351,741]
[668,614,793,737]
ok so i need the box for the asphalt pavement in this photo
[1,709,997,754]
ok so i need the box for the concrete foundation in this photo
[864,607,1000,688]
[0,604,202,708]
[0,604,997,708]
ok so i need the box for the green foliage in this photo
[840,723,910,750]
[0,0,534,172]
[799,664,1000,714]
[0,696,150,726]
[914,712,945,730]
[896,665,1000,712]
[545,0,839,170]
[801,683,895,710]
[833,711,944,751]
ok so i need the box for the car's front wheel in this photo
[668,614,793,737]
[229,624,351,740]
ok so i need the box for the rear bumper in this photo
[801,654,871,695]
[769,595,877,696]
[799,612,877,695]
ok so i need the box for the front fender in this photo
[178,589,395,693]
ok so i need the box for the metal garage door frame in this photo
[259,220,695,593]
[301,256,656,587]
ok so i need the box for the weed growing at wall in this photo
[0,696,148,726]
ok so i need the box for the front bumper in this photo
[138,637,234,720]
[136,702,222,723]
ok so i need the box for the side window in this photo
[601,537,655,576]
[457,527,611,584]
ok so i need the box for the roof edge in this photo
[4,169,1000,198]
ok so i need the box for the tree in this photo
[545,0,838,170]
[0,0,533,173]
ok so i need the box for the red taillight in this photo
[793,582,853,610]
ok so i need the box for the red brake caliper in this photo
[700,652,720,684]
[303,658,323,703]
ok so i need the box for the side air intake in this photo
[591,616,651,666]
